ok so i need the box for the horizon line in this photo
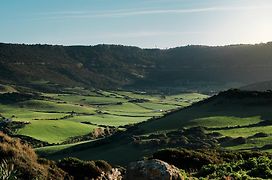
[1,41,272,50]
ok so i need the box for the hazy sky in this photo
[1,0,272,48]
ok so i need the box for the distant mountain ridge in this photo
[1,42,272,92]
[241,80,272,91]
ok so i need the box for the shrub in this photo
[198,156,272,179]
[0,159,20,179]
[0,131,46,179]
[94,160,112,172]
[57,157,112,179]
[0,132,115,179]
[151,148,271,175]
[151,148,221,171]
[0,132,69,179]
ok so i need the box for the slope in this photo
[1,42,272,92]
[241,80,272,91]
[42,90,272,165]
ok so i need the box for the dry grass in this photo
[0,132,69,179]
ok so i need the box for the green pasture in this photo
[138,100,272,134]
[216,126,272,138]
[56,94,125,105]
[225,136,272,151]
[135,102,179,111]
[187,116,262,128]
[0,89,205,145]
[16,100,96,113]
[67,114,150,127]
[36,140,93,156]
[35,91,272,164]
[17,120,98,144]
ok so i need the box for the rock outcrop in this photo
[125,159,183,180]
[98,168,123,180]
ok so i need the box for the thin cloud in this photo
[91,31,208,39]
[36,5,272,20]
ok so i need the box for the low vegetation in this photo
[0,132,68,179]
[1,131,271,179]
[151,148,272,179]
[0,132,123,179]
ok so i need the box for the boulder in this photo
[98,168,123,180]
[125,159,183,180]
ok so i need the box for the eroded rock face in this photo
[125,159,183,180]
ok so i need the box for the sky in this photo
[1,0,272,48]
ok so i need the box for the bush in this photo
[151,148,271,175]
[0,159,20,179]
[0,132,46,179]
[151,148,221,170]
[198,156,272,179]
[57,157,112,179]
[0,132,116,179]
[0,132,69,179]
[94,160,112,172]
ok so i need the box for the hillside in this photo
[1,131,271,179]
[42,89,272,165]
[0,84,207,145]
[0,43,158,90]
[138,89,272,133]
[241,80,272,91]
[1,42,272,92]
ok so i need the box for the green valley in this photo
[2,0,272,178]
[38,90,272,168]
[0,85,207,145]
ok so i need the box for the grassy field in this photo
[225,136,272,151]
[138,97,272,134]
[67,114,149,127]
[17,120,98,144]
[7,87,272,166]
[43,139,148,165]
[216,126,272,138]
[35,140,94,156]
[0,87,207,145]
[43,91,272,165]
[186,116,262,128]
[136,92,272,154]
